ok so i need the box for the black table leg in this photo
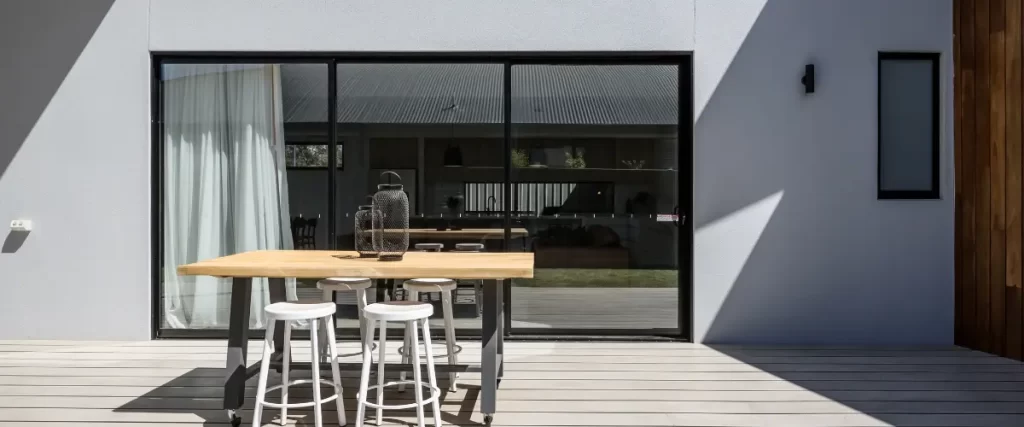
[224,277,252,426]
[481,279,504,425]
[498,280,505,379]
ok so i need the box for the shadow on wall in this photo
[695,0,951,345]
[0,0,115,180]
[2,230,29,253]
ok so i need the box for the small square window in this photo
[877,52,941,199]
[284,143,343,169]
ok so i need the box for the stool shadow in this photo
[113,367,484,426]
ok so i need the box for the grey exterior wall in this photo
[0,0,953,343]
[0,0,151,339]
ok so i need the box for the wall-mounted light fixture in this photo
[801,64,815,94]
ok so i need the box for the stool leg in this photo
[475,281,483,315]
[324,315,347,427]
[281,321,292,425]
[400,290,419,393]
[420,318,443,427]
[441,289,458,391]
[375,320,388,426]
[409,319,426,427]
[310,318,324,427]
[355,319,375,427]
[321,289,334,364]
[252,320,276,427]
[356,288,369,362]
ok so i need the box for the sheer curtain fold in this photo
[163,64,296,329]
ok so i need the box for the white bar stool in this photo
[317,277,375,357]
[253,302,345,427]
[400,278,460,392]
[357,301,442,427]
[414,243,444,252]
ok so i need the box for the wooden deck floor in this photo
[2,340,1024,426]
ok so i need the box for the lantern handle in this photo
[380,171,402,184]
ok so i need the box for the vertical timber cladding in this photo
[955,0,1024,360]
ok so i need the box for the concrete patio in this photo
[1,340,1023,426]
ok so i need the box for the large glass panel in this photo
[334,63,504,334]
[160,63,328,329]
[510,64,680,332]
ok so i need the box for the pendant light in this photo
[442,101,463,167]
[443,144,463,167]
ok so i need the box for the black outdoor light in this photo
[801,63,816,94]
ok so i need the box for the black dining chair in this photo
[291,215,318,249]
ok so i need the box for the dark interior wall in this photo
[954,0,1024,360]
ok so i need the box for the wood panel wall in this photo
[955,0,1024,360]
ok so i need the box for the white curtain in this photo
[162,64,297,329]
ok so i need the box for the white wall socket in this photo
[10,220,32,232]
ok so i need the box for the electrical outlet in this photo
[10,219,32,232]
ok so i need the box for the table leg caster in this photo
[226,409,241,427]
[484,414,493,425]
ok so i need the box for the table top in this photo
[405,228,529,238]
[177,250,535,279]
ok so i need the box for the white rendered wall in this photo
[0,0,151,339]
[0,0,952,342]
[149,0,696,52]
[692,0,953,344]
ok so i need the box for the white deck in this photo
[1,340,1024,426]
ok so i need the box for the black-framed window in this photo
[152,53,694,340]
[877,52,941,199]
[285,142,343,169]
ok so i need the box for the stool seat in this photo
[403,278,457,293]
[364,301,434,322]
[265,302,336,321]
[317,277,372,291]
[414,243,444,251]
[454,243,484,252]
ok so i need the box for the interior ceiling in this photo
[281,63,680,125]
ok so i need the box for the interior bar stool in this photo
[317,277,376,358]
[400,278,461,392]
[454,243,485,315]
[403,243,444,303]
[356,301,442,427]
[414,243,444,252]
[253,302,345,427]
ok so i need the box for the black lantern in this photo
[354,204,379,258]
[371,171,409,261]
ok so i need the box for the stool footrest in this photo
[359,380,440,410]
[258,379,339,409]
[397,343,463,358]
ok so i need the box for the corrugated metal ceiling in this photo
[280,63,678,125]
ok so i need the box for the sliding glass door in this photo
[509,64,682,334]
[155,55,691,338]
[330,63,504,335]
[158,63,329,330]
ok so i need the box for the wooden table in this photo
[178,250,534,426]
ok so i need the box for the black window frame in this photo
[151,52,694,341]
[877,51,942,200]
